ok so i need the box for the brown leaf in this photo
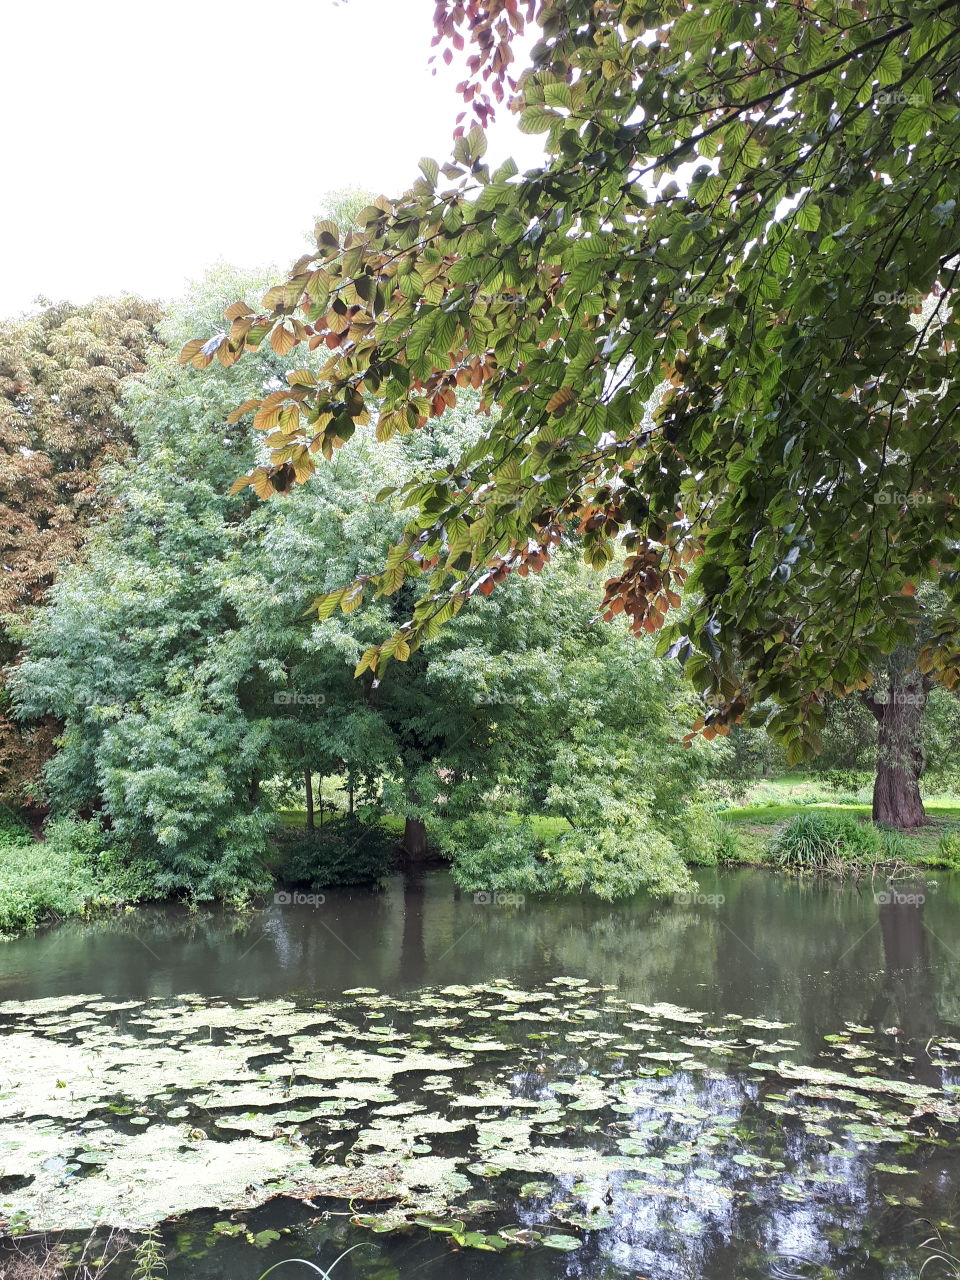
[227,399,262,424]
[546,387,575,414]
[178,338,205,365]
[271,324,297,357]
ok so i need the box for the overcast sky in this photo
[2,0,543,315]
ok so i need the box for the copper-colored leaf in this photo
[227,399,261,424]
[271,324,297,356]
[253,405,281,433]
[546,387,575,414]
[178,338,205,365]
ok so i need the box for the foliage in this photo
[0,803,32,843]
[0,816,135,937]
[421,561,724,896]
[0,296,161,802]
[717,719,785,789]
[684,808,746,866]
[928,831,960,869]
[188,0,960,767]
[9,268,330,898]
[920,684,960,792]
[277,816,394,888]
[769,811,900,871]
[130,1230,165,1280]
[820,768,873,794]
[13,268,724,900]
[0,296,161,615]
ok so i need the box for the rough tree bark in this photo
[861,658,933,828]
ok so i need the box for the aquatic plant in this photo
[131,1228,165,1280]
[919,1222,960,1277]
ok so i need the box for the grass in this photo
[719,774,960,867]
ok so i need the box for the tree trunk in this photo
[402,816,429,860]
[862,660,932,828]
[304,768,315,832]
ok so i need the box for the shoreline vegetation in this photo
[3,771,958,940]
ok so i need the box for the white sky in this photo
[2,0,543,315]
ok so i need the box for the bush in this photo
[927,831,960,870]
[437,801,694,901]
[680,808,745,866]
[0,807,32,845]
[0,816,139,937]
[277,817,394,889]
[820,769,872,795]
[770,811,887,871]
[712,820,746,865]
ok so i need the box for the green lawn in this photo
[719,775,960,865]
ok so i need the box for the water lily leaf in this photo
[541,1233,581,1251]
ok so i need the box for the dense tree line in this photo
[8,269,722,900]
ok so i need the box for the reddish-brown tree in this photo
[0,296,161,803]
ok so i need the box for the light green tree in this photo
[14,267,723,899]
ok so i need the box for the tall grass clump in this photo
[769,811,901,872]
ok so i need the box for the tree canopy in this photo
[0,296,161,800]
[14,267,719,899]
[186,0,960,763]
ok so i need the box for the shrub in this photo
[712,821,746,865]
[927,832,960,870]
[680,808,745,866]
[0,816,140,937]
[437,801,694,901]
[770,811,882,871]
[0,807,32,845]
[820,769,872,795]
[277,817,394,889]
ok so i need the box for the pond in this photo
[3,868,960,1279]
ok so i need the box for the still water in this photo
[3,868,960,1279]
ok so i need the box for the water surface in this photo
[4,868,959,1279]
